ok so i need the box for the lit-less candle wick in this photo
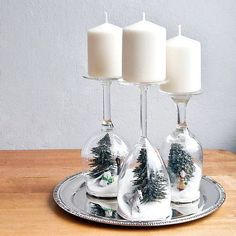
[178,24,182,36]
[142,12,146,21]
[104,11,108,23]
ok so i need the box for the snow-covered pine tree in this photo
[133,148,167,203]
[89,133,115,178]
[168,143,195,182]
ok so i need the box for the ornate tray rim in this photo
[53,172,226,227]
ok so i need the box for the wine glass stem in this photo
[172,95,191,129]
[101,81,113,132]
[140,85,148,138]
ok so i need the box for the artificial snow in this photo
[86,175,118,198]
[117,169,172,221]
[171,163,201,203]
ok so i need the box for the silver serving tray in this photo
[53,172,225,227]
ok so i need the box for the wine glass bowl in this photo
[82,130,129,198]
[117,137,172,221]
[117,84,172,221]
[160,93,203,204]
[81,76,129,198]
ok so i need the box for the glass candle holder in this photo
[160,91,203,204]
[117,83,171,221]
[82,76,129,198]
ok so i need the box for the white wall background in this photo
[0,0,235,151]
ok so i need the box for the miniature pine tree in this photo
[89,133,115,178]
[133,148,167,203]
[168,143,195,182]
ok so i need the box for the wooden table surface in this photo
[0,149,235,236]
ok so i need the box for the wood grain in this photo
[0,149,235,236]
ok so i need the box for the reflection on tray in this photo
[54,172,225,226]
[86,195,118,218]
[89,203,117,218]
[171,198,205,217]
[85,193,206,219]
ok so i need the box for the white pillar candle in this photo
[160,25,201,93]
[122,13,166,83]
[88,13,122,78]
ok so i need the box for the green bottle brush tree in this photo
[132,148,168,203]
[89,133,115,179]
